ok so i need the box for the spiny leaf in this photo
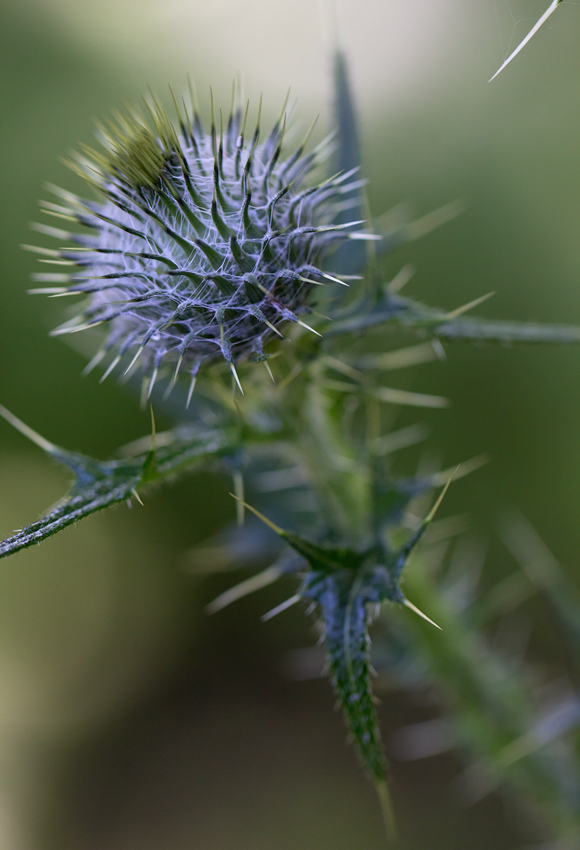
[301,563,399,839]
[0,407,234,559]
[303,569,388,780]
[229,487,447,817]
[0,453,145,558]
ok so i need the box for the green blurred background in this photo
[1,1,579,847]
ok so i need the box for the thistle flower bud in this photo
[29,89,367,401]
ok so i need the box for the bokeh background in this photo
[1,1,580,847]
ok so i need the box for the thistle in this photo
[4,40,580,848]
[28,89,368,400]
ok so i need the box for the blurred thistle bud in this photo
[28,86,369,402]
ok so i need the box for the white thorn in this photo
[207,565,283,615]
[348,232,382,241]
[296,319,322,337]
[403,598,442,630]
[299,277,324,286]
[123,345,144,376]
[172,354,185,387]
[443,291,495,322]
[230,361,244,394]
[233,470,245,527]
[186,371,197,408]
[31,273,70,283]
[100,354,121,383]
[38,258,75,266]
[262,319,284,338]
[82,348,107,376]
[431,339,447,361]
[261,594,302,622]
[321,272,349,287]
[28,287,69,295]
[51,320,106,336]
[162,380,175,401]
[263,360,275,382]
[373,386,449,409]
[0,404,58,454]
[387,264,414,294]
[30,222,73,240]
[146,365,159,400]
[139,376,149,410]
[489,0,563,82]
[21,244,61,257]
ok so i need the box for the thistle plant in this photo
[2,40,580,847]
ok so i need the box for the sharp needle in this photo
[490,0,563,82]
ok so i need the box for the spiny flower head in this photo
[28,87,369,402]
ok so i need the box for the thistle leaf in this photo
[0,452,146,559]
[0,408,233,559]
[230,489,448,801]
[303,569,387,781]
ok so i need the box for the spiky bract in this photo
[30,90,367,398]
